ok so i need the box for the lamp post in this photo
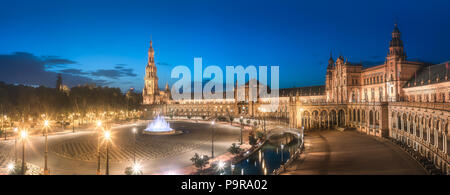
[263,113,266,135]
[72,114,75,133]
[96,120,102,175]
[104,130,111,175]
[43,120,50,175]
[13,127,18,162]
[132,127,137,164]
[20,130,27,175]
[3,115,6,140]
[280,144,284,164]
[240,116,243,145]
[211,120,215,158]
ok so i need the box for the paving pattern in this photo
[283,130,427,175]
[49,121,228,163]
[0,140,14,169]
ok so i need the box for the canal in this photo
[223,132,302,175]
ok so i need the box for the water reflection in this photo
[223,133,301,175]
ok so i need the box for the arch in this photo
[402,113,407,132]
[330,110,337,127]
[352,109,356,122]
[445,122,449,154]
[320,110,328,128]
[357,109,360,123]
[361,110,366,124]
[337,109,345,127]
[369,110,374,125]
[422,117,427,141]
[437,119,443,151]
[375,110,380,126]
[429,117,435,145]
[408,114,413,134]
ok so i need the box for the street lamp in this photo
[211,120,215,158]
[70,114,74,133]
[13,127,18,162]
[280,144,284,164]
[104,130,112,175]
[96,120,102,175]
[20,130,28,175]
[43,120,50,175]
[217,161,225,175]
[132,162,142,175]
[3,115,6,140]
[7,162,14,173]
[240,116,243,145]
[96,120,102,128]
[132,127,137,164]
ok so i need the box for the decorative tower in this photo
[56,73,63,91]
[385,23,406,102]
[325,52,334,102]
[388,23,406,60]
[143,40,160,105]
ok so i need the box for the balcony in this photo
[390,102,450,111]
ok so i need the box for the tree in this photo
[124,166,143,175]
[228,143,243,155]
[256,131,265,140]
[187,115,192,120]
[228,115,234,125]
[190,153,209,174]
[249,135,258,146]
[8,161,28,175]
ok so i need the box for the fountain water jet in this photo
[143,115,181,135]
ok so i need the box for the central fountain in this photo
[143,115,182,135]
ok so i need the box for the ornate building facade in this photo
[143,24,449,173]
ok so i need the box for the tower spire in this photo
[148,37,155,66]
[328,50,334,68]
[143,38,159,105]
[388,22,406,59]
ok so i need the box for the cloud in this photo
[90,64,137,79]
[60,68,89,75]
[114,64,127,69]
[41,55,77,68]
[0,52,109,87]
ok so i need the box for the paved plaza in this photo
[283,130,427,175]
[0,120,242,175]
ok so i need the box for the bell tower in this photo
[143,40,160,104]
[385,23,406,102]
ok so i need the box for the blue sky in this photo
[0,0,449,91]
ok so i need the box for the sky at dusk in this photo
[1,0,449,92]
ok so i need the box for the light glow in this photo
[144,115,173,132]
[132,163,142,174]
[104,131,111,140]
[217,161,225,170]
[20,131,28,139]
[96,120,102,127]
[7,162,14,171]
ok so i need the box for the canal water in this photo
[222,133,301,175]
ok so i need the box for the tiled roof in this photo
[405,62,450,88]
[279,85,325,97]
